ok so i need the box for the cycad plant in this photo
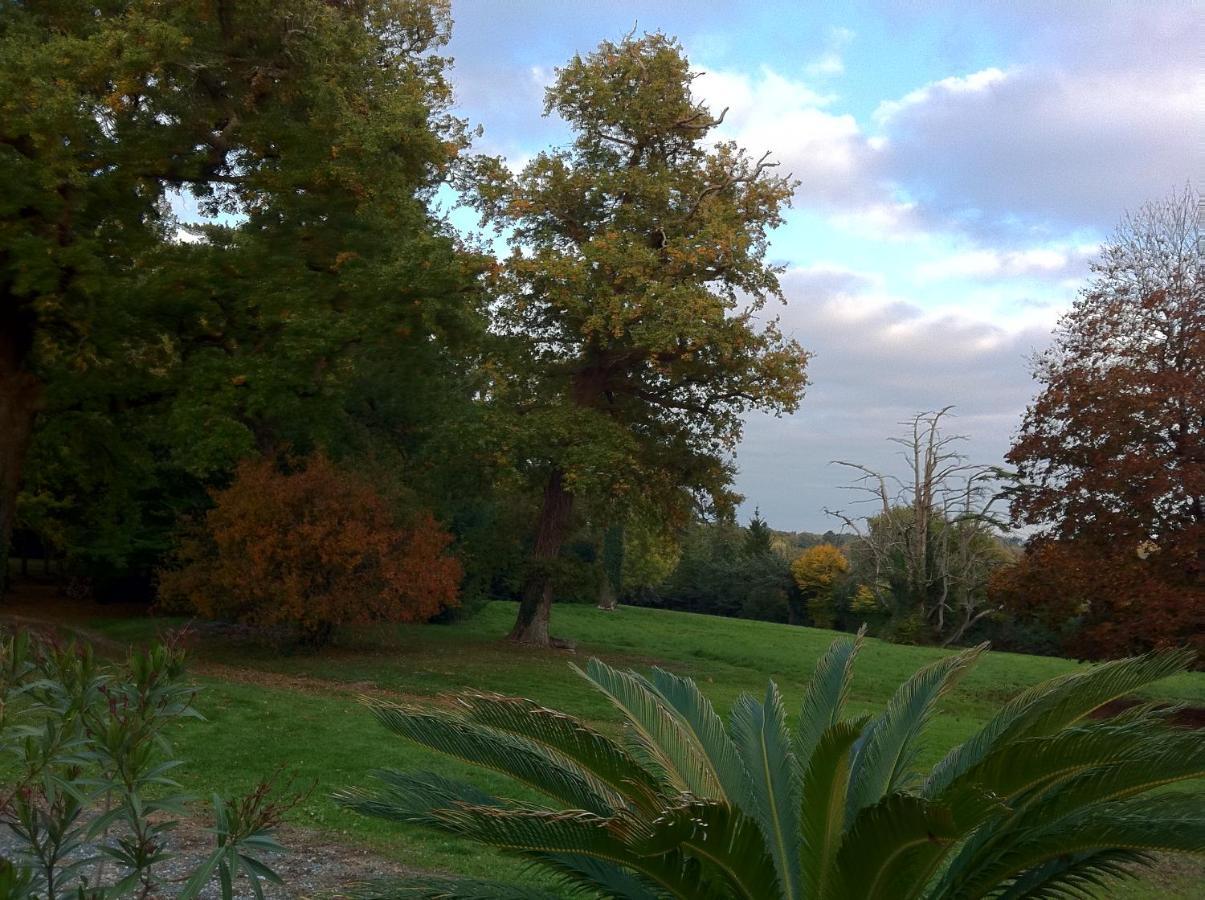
[339,633,1204,898]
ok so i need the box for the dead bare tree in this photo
[826,409,1009,644]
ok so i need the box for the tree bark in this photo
[0,314,44,595]
[509,468,576,645]
[597,523,623,611]
[597,576,617,611]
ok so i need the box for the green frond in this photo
[648,666,755,815]
[799,718,867,900]
[433,804,721,900]
[937,721,1184,811]
[343,875,564,899]
[730,682,802,900]
[991,849,1154,900]
[577,659,724,798]
[846,644,984,819]
[1001,727,1205,831]
[366,700,618,814]
[943,793,1205,899]
[925,649,1193,798]
[1102,700,1185,726]
[335,770,502,826]
[833,794,961,900]
[527,852,663,900]
[457,690,665,812]
[794,629,864,773]
[637,800,781,900]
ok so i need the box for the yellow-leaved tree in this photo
[790,543,849,628]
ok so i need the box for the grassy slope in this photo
[89,602,1205,896]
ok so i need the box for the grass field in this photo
[26,599,1205,897]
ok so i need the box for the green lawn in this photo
[83,601,1205,897]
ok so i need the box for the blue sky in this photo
[440,0,1198,531]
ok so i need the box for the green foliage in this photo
[745,509,775,557]
[0,627,301,897]
[465,30,809,639]
[651,521,797,623]
[5,0,486,589]
[343,637,1204,898]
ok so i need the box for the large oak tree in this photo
[467,33,810,645]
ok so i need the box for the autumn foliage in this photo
[989,538,1204,660]
[790,543,849,629]
[1004,189,1203,659]
[159,454,461,643]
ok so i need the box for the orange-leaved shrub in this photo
[159,454,461,643]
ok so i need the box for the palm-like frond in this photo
[637,800,779,900]
[833,793,962,900]
[344,647,1200,900]
[729,682,800,900]
[365,700,619,814]
[990,849,1153,900]
[925,649,1192,797]
[335,770,500,826]
[456,690,665,812]
[794,630,864,773]
[647,667,755,815]
[576,659,727,799]
[798,718,867,900]
[845,644,985,819]
[944,793,1205,899]
[528,852,664,900]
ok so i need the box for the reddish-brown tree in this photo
[1004,188,1203,657]
[989,538,1204,659]
[160,454,461,644]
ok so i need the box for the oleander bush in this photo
[0,628,300,898]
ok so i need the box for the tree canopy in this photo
[467,33,810,644]
[1004,188,1204,656]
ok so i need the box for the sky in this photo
[439,0,1199,532]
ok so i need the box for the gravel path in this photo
[0,814,416,898]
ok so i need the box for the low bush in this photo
[159,453,462,645]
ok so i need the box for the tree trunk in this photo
[597,576,617,611]
[509,469,575,645]
[0,316,43,596]
[597,522,623,611]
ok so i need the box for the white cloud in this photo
[734,264,1054,528]
[915,243,1096,282]
[693,66,896,218]
[873,67,1009,126]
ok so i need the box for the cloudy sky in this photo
[440,0,1198,532]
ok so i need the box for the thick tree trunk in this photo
[509,469,575,645]
[0,318,43,596]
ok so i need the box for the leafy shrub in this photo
[340,638,1204,898]
[160,453,462,644]
[0,628,301,897]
